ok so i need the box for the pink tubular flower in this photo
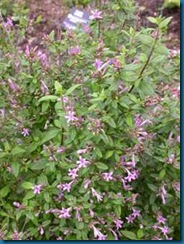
[158,226,169,236]
[13,202,21,208]
[134,114,152,128]
[8,78,20,92]
[122,154,136,168]
[89,209,95,218]
[112,58,121,69]
[125,169,139,182]
[33,184,42,194]
[91,188,103,202]
[102,172,113,181]
[25,44,30,57]
[62,181,74,192]
[0,231,4,239]
[166,236,173,240]
[68,168,78,179]
[68,46,81,56]
[21,128,30,137]
[77,148,88,154]
[83,179,91,189]
[76,156,90,168]
[74,207,82,221]
[109,228,118,240]
[98,235,107,240]
[114,219,123,230]
[157,214,167,224]
[56,237,63,240]
[83,24,91,34]
[65,111,76,123]
[58,207,71,219]
[0,108,6,118]
[132,208,141,218]
[167,154,175,164]
[158,185,167,205]
[152,224,159,230]
[92,225,106,240]
[90,10,103,20]
[3,17,13,29]
[125,214,134,224]
[94,59,103,70]
[37,51,48,65]
[13,231,22,240]
[176,135,180,143]
[57,147,66,154]
[39,227,44,235]
[121,178,133,191]
[40,80,49,94]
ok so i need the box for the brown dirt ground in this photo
[136,0,180,49]
[25,0,180,49]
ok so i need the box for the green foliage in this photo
[164,0,180,8]
[64,0,91,7]
[0,0,180,240]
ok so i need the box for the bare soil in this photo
[136,0,180,49]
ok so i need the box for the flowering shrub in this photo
[0,0,180,240]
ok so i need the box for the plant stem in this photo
[98,21,101,38]
[128,29,159,93]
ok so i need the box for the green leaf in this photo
[38,174,48,185]
[114,205,121,217]
[26,211,35,221]
[0,186,10,198]
[159,17,173,28]
[147,16,158,24]
[38,95,58,103]
[96,162,108,170]
[59,161,70,168]
[106,118,116,128]
[11,147,26,155]
[155,45,169,55]
[95,148,103,158]
[48,30,55,41]
[126,114,133,127]
[137,229,144,239]
[138,34,154,45]
[54,119,62,128]
[43,220,51,227]
[158,169,166,180]
[121,230,137,240]
[41,101,49,113]
[100,132,109,145]
[124,63,143,71]
[44,192,51,203]
[0,152,7,158]
[23,191,35,200]
[76,222,84,230]
[27,142,39,153]
[12,162,20,177]
[54,80,63,94]
[30,160,47,170]
[147,183,157,192]
[105,150,114,159]
[134,78,141,88]
[88,103,98,111]
[65,84,81,95]
[40,129,60,145]
[22,182,34,189]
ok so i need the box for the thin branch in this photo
[128,30,159,93]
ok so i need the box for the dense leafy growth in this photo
[0,0,180,240]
